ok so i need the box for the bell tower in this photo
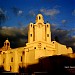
[3,38,11,51]
[28,14,51,43]
[26,14,56,60]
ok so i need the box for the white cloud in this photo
[51,23,57,27]
[2,26,7,29]
[18,10,23,15]
[17,10,23,15]
[40,8,60,16]
[12,7,24,16]
[29,10,35,16]
[61,20,67,24]
[2,26,13,29]
[72,10,75,16]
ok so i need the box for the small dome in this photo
[36,14,43,18]
[5,40,9,42]
[35,14,44,23]
[5,38,9,43]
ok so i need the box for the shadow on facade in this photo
[0,55,75,75]
[23,55,75,75]
[0,66,5,73]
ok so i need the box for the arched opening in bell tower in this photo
[39,16,41,20]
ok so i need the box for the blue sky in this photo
[0,0,75,29]
[0,0,75,50]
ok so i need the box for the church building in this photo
[0,14,73,72]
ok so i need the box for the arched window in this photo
[33,26,34,28]
[7,43,9,46]
[34,47,36,49]
[22,51,25,55]
[11,57,13,62]
[53,42,54,44]
[30,34,32,37]
[44,47,46,49]
[31,24,32,27]
[10,66,12,71]
[47,25,48,27]
[21,56,22,62]
[47,34,49,37]
[39,16,41,20]
[3,58,5,63]
[5,43,6,46]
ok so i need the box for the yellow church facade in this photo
[0,14,73,72]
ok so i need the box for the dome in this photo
[5,38,10,43]
[35,14,44,23]
[36,14,43,18]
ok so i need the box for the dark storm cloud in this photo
[63,36,75,46]
[0,26,28,48]
[51,28,70,41]
[51,27,75,51]
[63,35,75,52]
[0,25,74,51]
